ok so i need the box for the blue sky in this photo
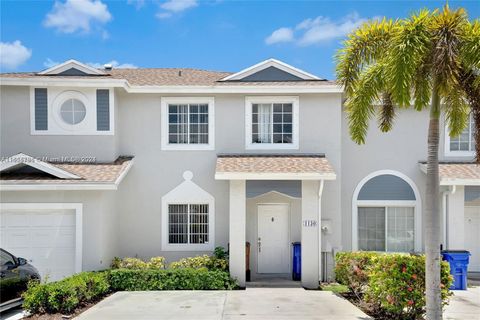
[1,0,479,79]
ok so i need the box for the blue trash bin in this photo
[441,250,470,290]
[292,242,301,281]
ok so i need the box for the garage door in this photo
[0,209,76,281]
[465,206,480,272]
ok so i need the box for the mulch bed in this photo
[339,292,390,320]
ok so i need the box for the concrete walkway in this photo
[76,288,371,320]
[444,286,480,320]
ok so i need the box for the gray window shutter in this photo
[96,89,110,131]
[34,88,48,130]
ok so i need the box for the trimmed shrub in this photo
[22,272,109,314]
[169,255,228,271]
[111,256,166,270]
[335,251,380,296]
[213,246,228,260]
[108,268,237,291]
[365,254,453,319]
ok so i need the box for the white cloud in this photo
[156,12,172,19]
[43,58,59,68]
[87,60,138,69]
[0,41,32,70]
[44,0,112,34]
[127,0,145,10]
[156,0,197,19]
[265,12,369,46]
[265,27,294,45]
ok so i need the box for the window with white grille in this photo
[168,204,209,244]
[252,103,293,144]
[168,104,209,144]
[245,96,299,150]
[161,97,215,150]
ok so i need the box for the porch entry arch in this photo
[352,170,422,252]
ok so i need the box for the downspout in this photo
[318,179,324,282]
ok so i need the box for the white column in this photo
[301,180,320,289]
[446,186,465,249]
[229,180,246,287]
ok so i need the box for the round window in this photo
[60,99,86,125]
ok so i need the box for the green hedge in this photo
[334,252,453,319]
[22,272,110,314]
[108,268,237,291]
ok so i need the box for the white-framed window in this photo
[60,98,87,125]
[161,171,215,251]
[168,204,209,244]
[445,113,475,157]
[52,90,91,132]
[161,97,215,150]
[358,206,415,252]
[352,170,422,253]
[245,96,299,150]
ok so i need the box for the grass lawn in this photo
[320,283,349,294]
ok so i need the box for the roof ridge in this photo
[110,67,232,73]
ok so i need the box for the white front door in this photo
[257,204,289,274]
[465,206,480,272]
[0,209,77,281]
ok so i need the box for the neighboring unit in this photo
[1,58,478,288]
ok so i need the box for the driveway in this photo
[444,286,480,320]
[75,287,371,320]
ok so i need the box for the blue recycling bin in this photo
[292,242,301,281]
[441,250,470,290]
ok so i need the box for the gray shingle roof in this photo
[1,68,336,86]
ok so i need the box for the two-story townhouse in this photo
[0,59,478,289]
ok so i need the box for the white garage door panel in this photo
[0,210,77,282]
[30,213,75,227]
[465,206,480,272]
[2,229,30,247]
[30,227,75,246]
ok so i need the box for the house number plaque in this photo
[302,220,317,227]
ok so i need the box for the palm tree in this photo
[336,6,479,319]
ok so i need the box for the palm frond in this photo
[336,18,395,96]
[346,63,386,144]
[460,20,480,70]
[443,79,469,137]
[431,5,468,93]
[386,9,433,107]
[378,92,395,132]
[413,59,433,111]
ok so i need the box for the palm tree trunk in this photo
[425,84,442,320]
